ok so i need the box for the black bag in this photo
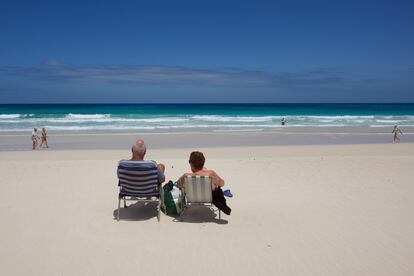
[212,187,231,215]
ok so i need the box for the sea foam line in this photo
[0,114,35,119]
[65,113,111,119]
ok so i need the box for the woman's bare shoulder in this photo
[197,169,217,178]
[205,168,217,174]
[181,172,194,177]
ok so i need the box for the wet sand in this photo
[1,130,413,151]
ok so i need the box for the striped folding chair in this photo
[117,160,164,222]
[181,175,221,220]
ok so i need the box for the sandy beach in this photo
[2,0,414,274]
[0,140,413,275]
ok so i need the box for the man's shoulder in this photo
[118,159,158,168]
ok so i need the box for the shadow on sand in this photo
[112,201,159,221]
[172,206,228,225]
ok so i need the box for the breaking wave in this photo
[1,113,414,133]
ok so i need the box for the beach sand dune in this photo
[0,144,413,275]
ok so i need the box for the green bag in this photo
[162,182,183,215]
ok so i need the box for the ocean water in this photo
[0,103,413,133]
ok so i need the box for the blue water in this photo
[0,104,413,133]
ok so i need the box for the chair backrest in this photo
[183,176,213,203]
[117,160,160,197]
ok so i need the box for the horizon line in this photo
[1,102,414,105]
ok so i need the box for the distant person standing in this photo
[31,128,39,150]
[392,125,403,143]
[40,128,49,148]
[281,117,286,126]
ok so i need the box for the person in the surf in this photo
[281,117,286,126]
[392,125,403,143]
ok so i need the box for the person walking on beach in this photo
[40,128,49,148]
[31,128,39,150]
[392,125,403,143]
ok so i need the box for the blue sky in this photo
[0,0,413,103]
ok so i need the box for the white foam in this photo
[353,120,368,123]
[47,116,189,123]
[44,125,156,131]
[2,112,414,134]
[375,119,398,123]
[134,117,189,123]
[303,115,376,119]
[191,115,276,122]
[0,114,21,119]
[65,113,111,119]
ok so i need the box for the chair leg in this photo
[117,197,121,221]
[219,210,221,220]
[179,202,186,220]
[123,198,127,208]
[157,200,161,222]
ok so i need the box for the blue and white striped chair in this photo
[181,175,221,220]
[117,160,164,222]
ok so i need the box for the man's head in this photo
[189,151,205,172]
[131,139,147,160]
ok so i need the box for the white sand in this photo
[0,143,413,275]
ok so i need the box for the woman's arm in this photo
[177,174,184,189]
[210,170,225,188]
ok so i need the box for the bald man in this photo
[128,139,165,183]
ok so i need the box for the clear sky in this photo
[0,0,413,103]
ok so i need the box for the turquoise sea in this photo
[0,104,413,133]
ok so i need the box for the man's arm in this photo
[155,162,166,183]
[177,174,185,189]
[157,168,165,183]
